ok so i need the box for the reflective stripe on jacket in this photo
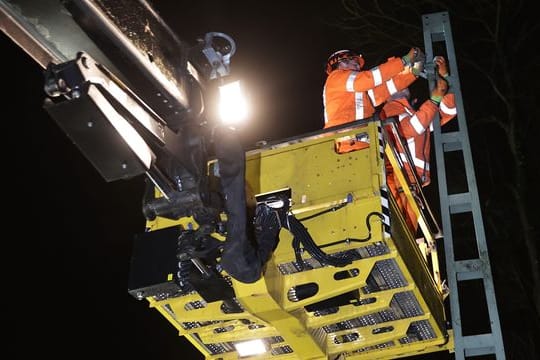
[381,94,457,186]
[323,57,416,128]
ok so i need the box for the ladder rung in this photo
[448,192,471,213]
[455,259,484,280]
[441,132,463,152]
[422,13,446,34]
[465,346,496,357]
[463,333,496,356]
[432,32,445,42]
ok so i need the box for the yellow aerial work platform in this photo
[140,119,453,359]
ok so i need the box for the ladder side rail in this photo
[422,11,506,359]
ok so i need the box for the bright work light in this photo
[233,339,267,357]
[218,80,248,125]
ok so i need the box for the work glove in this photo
[434,56,449,78]
[411,60,425,76]
[402,47,425,66]
[430,78,449,105]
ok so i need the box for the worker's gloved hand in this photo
[411,60,425,76]
[430,78,449,104]
[434,56,449,78]
[402,47,425,66]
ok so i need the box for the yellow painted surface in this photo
[144,121,453,359]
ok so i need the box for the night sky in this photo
[7,1,537,359]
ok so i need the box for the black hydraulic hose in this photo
[287,215,352,267]
[297,201,349,222]
[292,232,304,270]
[319,211,384,249]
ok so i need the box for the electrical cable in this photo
[319,211,384,249]
[286,214,354,267]
[297,202,348,222]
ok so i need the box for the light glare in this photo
[234,339,266,357]
[219,80,248,125]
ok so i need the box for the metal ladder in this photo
[422,12,506,359]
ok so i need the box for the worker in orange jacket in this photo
[323,47,424,129]
[381,56,457,232]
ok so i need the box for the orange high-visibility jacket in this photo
[381,93,457,187]
[323,57,417,128]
